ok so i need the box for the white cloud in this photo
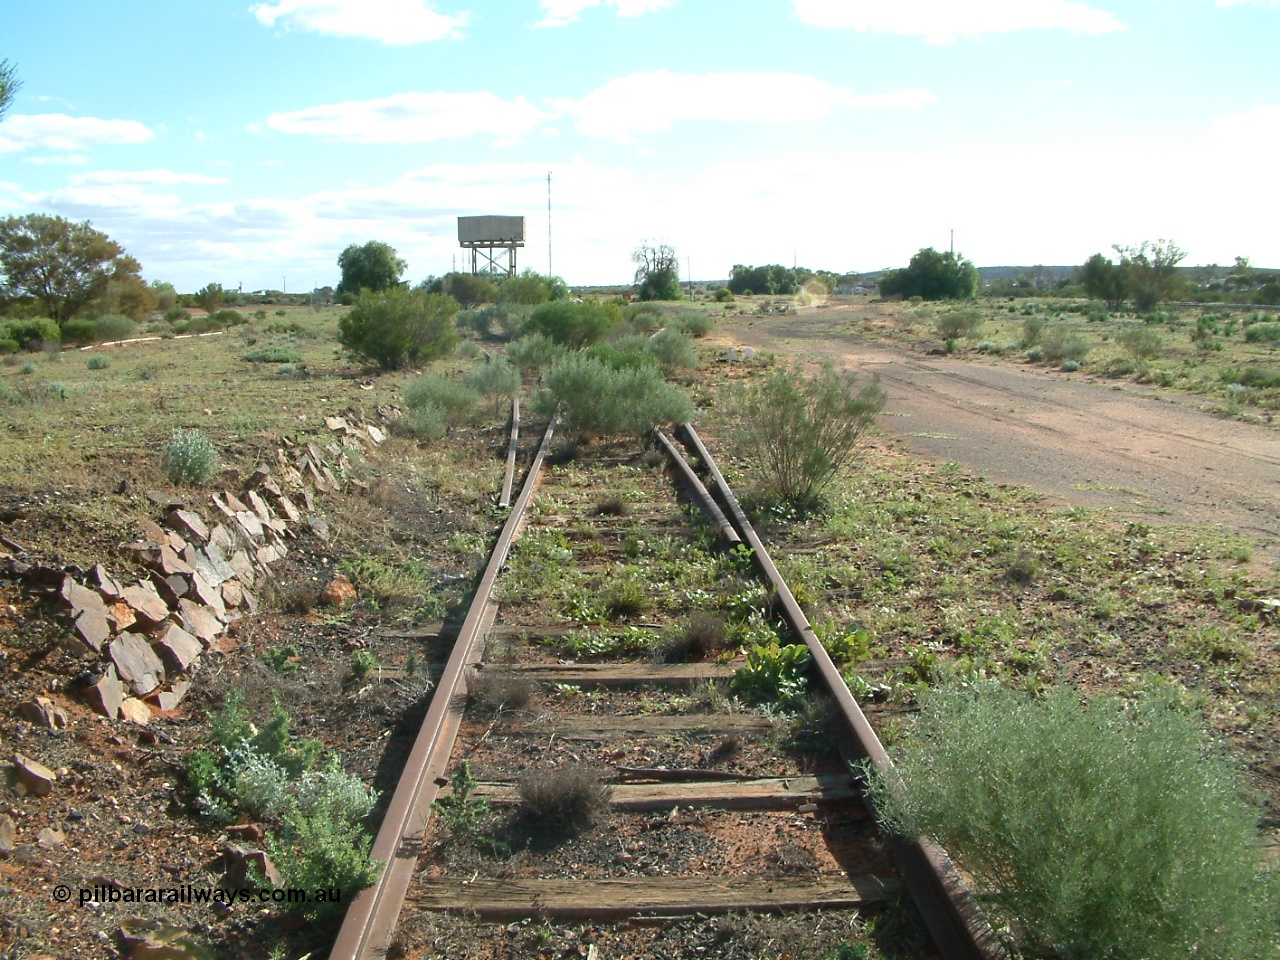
[69,170,231,186]
[263,92,543,144]
[0,114,155,154]
[792,0,1126,43]
[1214,1,1277,6]
[250,0,468,44]
[535,0,673,28]
[23,155,89,166]
[554,71,935,142]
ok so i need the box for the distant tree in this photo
[92,259,158,321]
[1079,253,1128,309]
[193,282,225,314]
[0,214,147,323]
[633,243,681,301]
[338,288,458,371]
[1116,240,1186,311]
[728,264,799,296]
[150,280,178,313]
[336,241,406,296]
[879,248,978,301]
[0,59,19,123]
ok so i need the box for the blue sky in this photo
[1,1,1277,291]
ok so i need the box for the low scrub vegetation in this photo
[160,427,220,485]
[736,363,884,512]
[538,352,693,439]
[338,288,458,370]
[516,765,611,833]
[521,300,615,347]
[866,684,1279,960]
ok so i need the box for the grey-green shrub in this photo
[538,353,693,438]
[507,332,568,375]
[1117,326,1164,360]
[242,346,304,363]
[161,428,220,485]
[404,374,479,421]
[866,684,1279,960]
[93,314,138,342]
[0,338,18,355]
[1244,322,1280,344]
[164,306,191,323]
[522,300,616,347]
[672,309,714,337]
[86,355,111,371]
[934,308,983,340]
[1041,328,1090,364]
[736,363,885,511]
[647,327,698,372]
[1021,315,1044,346]
[462,358,520,413]
[61,319,97,347]
[0,317,59,350]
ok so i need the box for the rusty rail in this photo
[652,427,740,546]
[329,415,557,960]
[498,397,519,509]
[677,423,1007,960]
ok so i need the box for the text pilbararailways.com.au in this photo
[54,883,343,907]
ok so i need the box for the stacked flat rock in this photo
[39,453,347,722]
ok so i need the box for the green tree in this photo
[633,243,682,301]
[193,282,225,314]
[879,248,978,301]
[1079,253,1128,309]
[338,288,458,371]
[336,241,406,296]
[151,280,178,313]
[1116,240,1186,311]
[427,271,497,307]
[728,264,798,296]
[0,214,146,323]
[0,59,19,123]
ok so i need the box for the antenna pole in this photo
[547,171,552,277]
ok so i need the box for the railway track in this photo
[330,407,1004,960]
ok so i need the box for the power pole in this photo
[950,230,954,256]
[547,170,553,277]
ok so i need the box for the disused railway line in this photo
[331,407,1004,960]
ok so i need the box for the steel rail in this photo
[676,423,1008,960]
[329,415,558,960]
[498,397,520,508]
[652,427,741,545]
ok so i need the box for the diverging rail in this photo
[676,423,1007,960]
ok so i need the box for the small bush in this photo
[1244,322,1280,344]
[517,765,611,832]
[462,358,520,413]
[94,314,138,342]
[866,685,1280,960]
[161,427,221,485]
[1041,328,1090,364]
[1116,326,1164,359]
[405,403,447,440]
[1024,347,1045,362]
[20,361,37,375]
[647,327,698,372]
[1222,366,1280,389]
[0,338,18,355]
[243,345,304,363]
[731,641,811,707]
[86,354,111,371]
[539,353,693,439]
[522,300,616,347]
[736,363,885,511]
[673,309,714,336]
[713,287,734,303]
[1060,359,1080,372]
[653,613,727,663]
[338,288,458,370]
[164,306,191,323]
[61,319,97,347]
[506,332,568,375]
[605,579,647,619]
[403,373,479,427]
[934,308,983,340]
[467,668,534,713]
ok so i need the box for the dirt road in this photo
[719,313,1280,559]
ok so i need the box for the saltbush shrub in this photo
[242,346,304,364]
[538,353,693,438]
[161,427,220,485]
[736,363,885,511]
[934,308,983,340]
[86,355,111,371]
[866,685,1280,960]
[647,327,698,372]
[94,314,138,342]
[1244,322,1280,344]
[1041,328,1091,364]
[163,306,190,323]
[338,288,458,370]
[462,358,520,413]
[1117,326,1164,360]
[506,332,568,375]
[672,309,714,336]
[522,300,615,348]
